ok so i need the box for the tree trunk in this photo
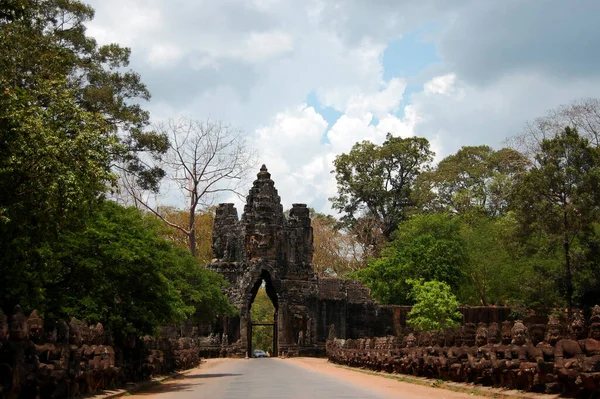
[189,227,196,258]
[563,209,573,316]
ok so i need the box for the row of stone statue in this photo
[0,306,201,399]
[327,305,600,395]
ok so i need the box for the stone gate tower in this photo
[207,165,382,357]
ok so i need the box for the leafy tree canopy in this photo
[330,134,434,240]
[406,279,461,332]
[46,201,235,335]
[414,146,528,217]
[514,127,600,311]
[353,213,467,305]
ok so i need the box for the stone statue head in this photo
[43,316,57,344]
[568,312,586,340]
[435,330,445,347]
[69,318,82,346]
[545,314,564,345]
[90,323,105,345]
[444,327,456,347]
[487,322,500,344]
[462,323,477,347]
[56,320,69,344]
[0,308,7,342]
[511,320,528,345]
[588,305,600,340]
[406,333,417,348]
[9,305,28,341]
[28,310,44,344]
[454,326,464,346]
[475,323,488,347]
[418,331,431,347]
[529,324,545,346]
[500,321,513,345]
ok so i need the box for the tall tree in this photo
[124,118,256,257]
[515,127,600,312]
[508,98,600,155]
[0,0,166,310]
[330,134,434,240]
[414,146,528,216]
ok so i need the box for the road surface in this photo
[128,358,489,399]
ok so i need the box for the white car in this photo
[253,349,268,358]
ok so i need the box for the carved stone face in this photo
[589,323,600,340]
[501,329,512,345]
[9,312,28,341]
[476,332,487,347]
[444,329,455,347]
[406,334,417,348]
[486,323,499,345]
[56,321,69,344]
[530,326,545,346]
[512,329,527,345]
[28,311,44,344]
[69,319,82,346]
[569,321,585,340]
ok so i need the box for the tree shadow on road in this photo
[184,373,241,379]
[130,373,242,396]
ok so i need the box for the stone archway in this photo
[247,269,279,357]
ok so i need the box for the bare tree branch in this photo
[119,117,257,257]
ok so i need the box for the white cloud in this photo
[146,44,185,67]
[83,0,600,217]
[424,74,456,95]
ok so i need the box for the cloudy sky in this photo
[86,0,600,215]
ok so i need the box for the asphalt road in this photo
[128,358,490,399]
[131,358,395,399]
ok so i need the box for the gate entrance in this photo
[247,270,278,357]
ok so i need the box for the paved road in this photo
[131,358,395,399]
[129,358,489,399]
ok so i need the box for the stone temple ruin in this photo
[204,165,511,358]
[206,165,375,357]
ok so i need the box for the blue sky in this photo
[86,0,600,214]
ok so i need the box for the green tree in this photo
[353,213,467,305]
[0,0,167,311]
[514,127,600,312]
[330,134,434,240]
[414,146,528,216]
[458,213,525,306]
[406,279,461,331]
[49,201,235,335]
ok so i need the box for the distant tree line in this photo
[323,99,600,316]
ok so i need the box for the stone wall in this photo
[0,306,202,399]
[327,306,600,396]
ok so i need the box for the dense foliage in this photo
[353,214,467,305]
[0,0,235,334]
[337,101,600,312]
[406,279,461,331]
[51,201,235,335]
